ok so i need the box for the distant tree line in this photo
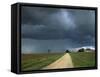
[48,48,86,54]
[65,50,70,53]
[65,48,85,53]
[78,48,85,52]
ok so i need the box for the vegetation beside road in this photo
[69,52,95,67]
[21,53,65,71]
[21,50,95,71]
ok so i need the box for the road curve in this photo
[42,53,74,69]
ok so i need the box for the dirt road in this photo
[43,53,74,69]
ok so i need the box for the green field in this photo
[21,53,65,71]
[69,52,95,67]
[21,52,95,71]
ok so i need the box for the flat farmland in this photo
[69,52,95,67]
[21,53,64,71]
[21,51,95,71]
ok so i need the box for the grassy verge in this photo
[21,53,65,71]
[69,52,95,67]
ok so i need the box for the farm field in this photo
[69,52,95,67]
[21,53,65,71]
[21,51,95,71]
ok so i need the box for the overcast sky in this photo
[21,6,95,53]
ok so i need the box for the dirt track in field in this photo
[43,53,74,69]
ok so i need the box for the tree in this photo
[48,49,51,53]
[78,48,84,52]
[86,48,91,51]
[65,50,70,53]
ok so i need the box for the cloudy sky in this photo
[21,6,95,53]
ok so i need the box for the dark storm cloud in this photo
[21,6,95,53]
[21,38,80,53]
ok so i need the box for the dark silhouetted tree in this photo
[48,49,51,53]
[65,50,70,53]
[86,48,91,51]
[78,48,84,52]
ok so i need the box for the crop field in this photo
[21,51,95,71]
[69,52,95,67]
[21,53,65,71]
